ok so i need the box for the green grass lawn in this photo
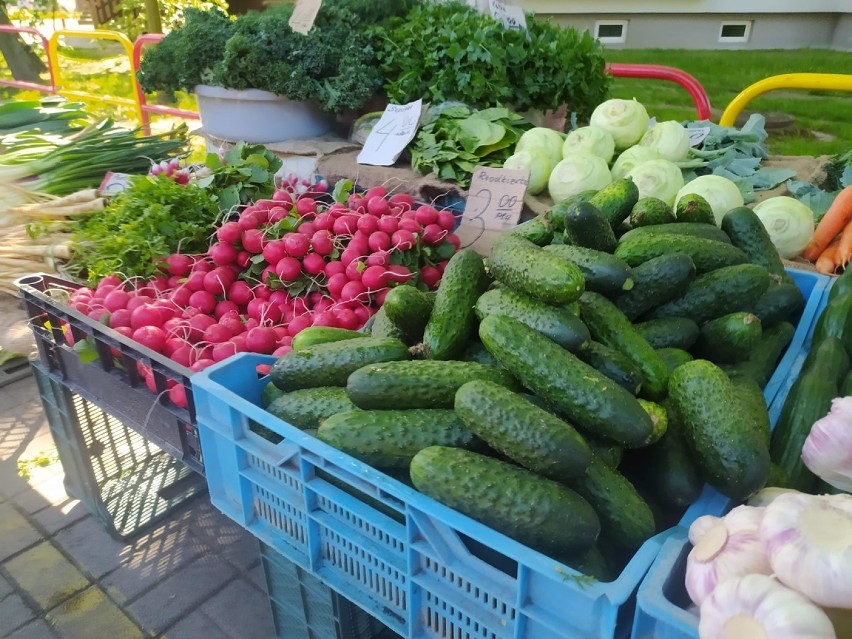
[605,48,852,157]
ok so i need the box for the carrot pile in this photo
[802,185,852,275]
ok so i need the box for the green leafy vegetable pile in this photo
[197,141,282,214]
[786,149,852,220]
[410,105,533,188]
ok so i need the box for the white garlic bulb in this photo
[802,397,852,494]
[689,515,721,545]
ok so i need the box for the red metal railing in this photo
[0,25,56,93]
[132,33,200,135]
[606,63,712,120]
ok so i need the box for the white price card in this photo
[488,0,527,31]
[455,166,528,256]
[688,126,712,147]
[289,0,321,35]
[98,172,133,196]
[357,99,423,167]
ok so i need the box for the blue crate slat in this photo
[630,268,833,639]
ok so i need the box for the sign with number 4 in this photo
[357,100,423,167]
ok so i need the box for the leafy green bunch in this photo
[371,2,610,120]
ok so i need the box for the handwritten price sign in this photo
[357,99,423,167]
[455,166,528,256]
[289,0,322,35]
[688,126,711,147]
[488,0,527,31]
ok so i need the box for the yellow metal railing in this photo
[720,73,852,127]
[47,29,144,123]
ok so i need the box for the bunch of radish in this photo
[61,181,460,408]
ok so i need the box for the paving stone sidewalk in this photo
[0,294,277,639]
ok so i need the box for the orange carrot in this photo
[803,185,852,262]
[838,218,852,268]
[815,238,842,275]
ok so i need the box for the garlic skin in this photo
[762,493,852,609]
[689,515,722,545]
[802,397,852,493]
[699,574,837,639]
[747,487,804,508]
[686,505,771,606]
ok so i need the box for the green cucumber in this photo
[749,282,805,329]
[802,336,850,386]
[585,436,623,469]
[262,380,285,407]
[643,401,703,509]
[423,248,487,360]
[317,410,479,467]
[669,360,770,500]
[721,207,793,284]
[615,234,748,273]
[770,367,837,492]
[639,399,668,446]
[842,369,852,396]
[577,292,669,399]
[346,360,517,409]
[613,253,696,320]
[729,373,771,445]
[558,546,612,582]
[510,217,554,246]
[634,317,700,350]
[291,326,365,350]
[656,347,693,374]
[488,234,585,305]
[577,341,643,395]
[410,446,600,554]
[694,312,763,364]
[370,306,407,341]
[675,193,714,225]
[479,315,654,447]
[271,337,410,391]
[546,190,597,232]
[460,340,502,367]
[266,387,356,430]
[588,178,640,229]
[629,197,675,228]
[567,455,655,551]
[382,285,435,344]
[650,263,771,325]
[725,321,795,388]
[562,201,618,253]
[474,287,590,352]
[542,244,634,296]
[454,380,592,481]
[812,294,852,353]
[619,222,732,245]
[767,463,792,489]
[828,269,852,302]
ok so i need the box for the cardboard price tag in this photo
[289,0,322,35]
[488,0,527,31]
[688,126,712,147]
[357,99,423,167]
[455,166,528,256]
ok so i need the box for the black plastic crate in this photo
[17,273,203,474]
[32,361,207,541]
[260,542,399,639]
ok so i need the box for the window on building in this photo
[719,21,752,43]
[595,20,628,44]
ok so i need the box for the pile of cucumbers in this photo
[260,178,808,581]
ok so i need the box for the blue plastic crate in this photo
[193,353,673,639]
[630,269,834,639]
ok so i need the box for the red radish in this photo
[364,186,387,201]
[187,313,217,341]
[238,211,261,231]
[348,194,366,211]
[311,311,338,328]
[313,213,333,231]
[109,308,132,328]
[437,259,450,273]
[103,289,130,312]
[268,290,290,306]
[191,359,216,371]
[273,326,289,342]
[387,264,413,283]
[169,385,188,408]
[374,287,390,306]
[204,269,235,296]
[261,266,278,287]
[188,290,216,315]
[302,252,326,276]
[307,291,325,308]
[352,305,371,326]
[377,216,398,235]
[333,215,359,236]
[311,230,334,256]
[437,210,457,231]
[241,228,266,254]
[130,304,162,330]
[226,280,254,306]
[114,326,134,339]
[170,345,192,367]
[273,190,293,203]
[214,300,239,318]
[366,250,389,267]
[73,301,92,315]
[415,205,439,226]
[236,251,251,269]
[211,341,239,362]
[88,309,109,323]
[295,198,317,218]
[167,275,183,289]
[398,218,422,234]
[163,318,185,338]
[263,240,288,265]
[272,345,291,357]
[165,337,186,356]
[367,196,391,217]
[327,202,347,217]
[190,259,213,273]
[325,260,345,277]
[283,233,310,258]
[357,215,379,235]
[151,275,171,292]
[276,257,302,281]
[446,233,461,250]
[216,221,242,244]
[327,273,348,299]
[361,265,389,291]
[345,260,365,282]
[98,274,123,289]
[287,313,313,337]
[144,372,158,394]
[218,313,245,336]
[422,223,446,245]
[420,265,441,289]
[332,307,359,330]
[368,232,391,252]
[314,297,334,314]
[400,210,418,221]
[184,271,207,292]
[389,193,415,209]
[268,206,289,223]
[340,280,368,303]
[254,285,272,300]
[132,325,166,352]
[297,222,317,236]
[256,200,276,211]
[209,242,238,266]
[392,229,416,251]
[151,300,178,321]
[256,364,272,376]
[204,323,232,344]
